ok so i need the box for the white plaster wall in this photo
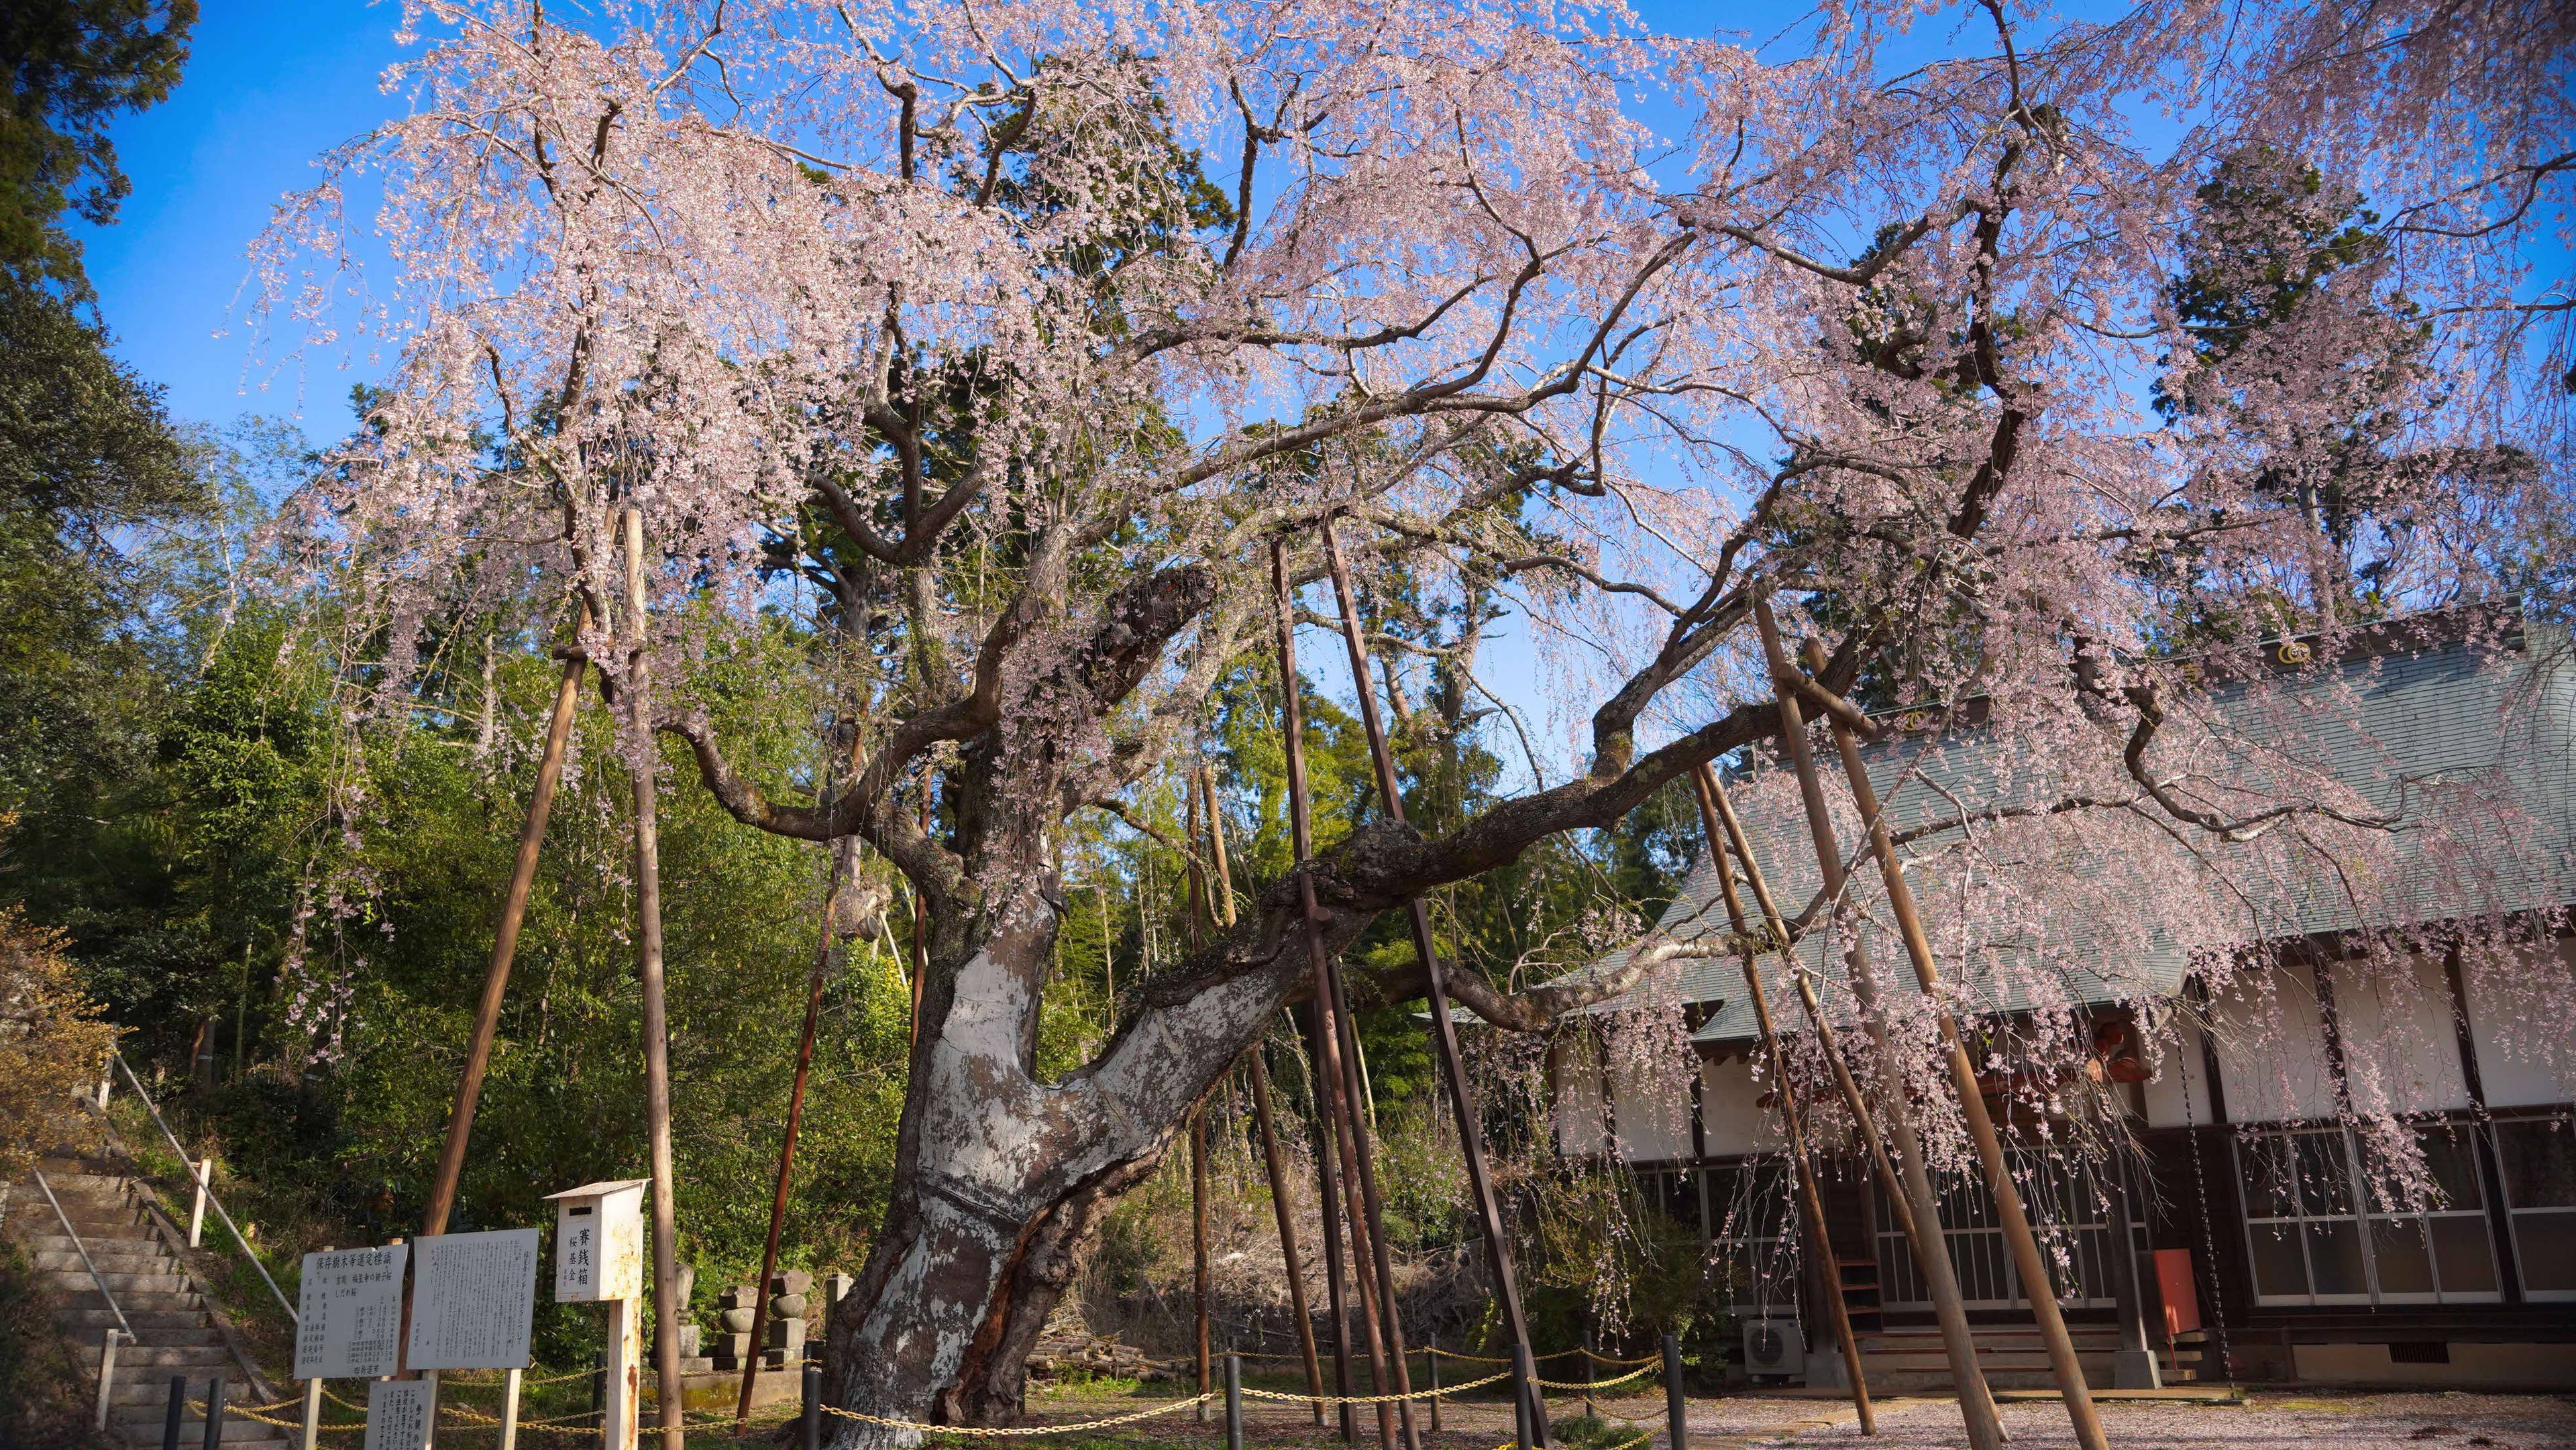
[2212,958,2341,1124]
[1697,1053,1784,1158]
[1609,1055,1695,1163]
[2140,1012,2217,1128]
[1550,1036,1611,1158]
[2465,939,2576,1109]
[2332,952,2472,1113]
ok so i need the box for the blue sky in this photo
[76,1,412,443]
[76,1,1812,446]
[51,1,2026,789]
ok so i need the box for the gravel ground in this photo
[1807,1392,2576,1450]
[1020,1386,2576,1450]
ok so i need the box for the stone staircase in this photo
[1856,1323,2196,1390]
[9,1157,286,1445]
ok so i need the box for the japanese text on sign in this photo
[406,1227,539,1370]
[362,1378,435,1450]
[294,1245,408,1381]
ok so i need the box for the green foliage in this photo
[0,0,197,290]
[0,278,204,816]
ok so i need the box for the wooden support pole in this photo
[1696,772,1921,1252]
[1688,764,1874,1432]
[1304,1003,1360,1442]
[423,603,590,1239]
[1426,1341,1442,1433]
[622,507,687,1450]
[500,1366,523,1450]
[1748,600,2002,1450]
[1272,540,1398,1450]
[1316,520,1542,1448]
[1662,1333,1686,1450]
[908,787,930,1049]
[1580,1329,1596,1419]
[605,1296,643,1450]
[738,827,855,1429]
[1324,937,1421,1450]
[1247,1045,1330,1423]
[1200,767,1239,927]
[1194,1110,1214,1420]
[1184,795,1216,1423]
[1795,631,2108,1450]
[1316,922,1399,1450]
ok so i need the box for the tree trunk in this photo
[820,862,1366,1447]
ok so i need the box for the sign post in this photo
[548,1181,649,1450]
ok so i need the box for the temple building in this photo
[1556,610,2576,1389]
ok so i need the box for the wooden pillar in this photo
[1314,520,1544,1447]
[1786,626,2106,1450]
[1746,602,2002,1450]
[621,508,686,1450]
[1688,764,1873,1431]
[424,602,590,1238]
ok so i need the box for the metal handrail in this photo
[31,1168,134,1341]
[108,1053,299,1325]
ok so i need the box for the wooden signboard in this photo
[407,1227,541,1370]
[294,1245,408,1381]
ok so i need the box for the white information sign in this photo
[293,1244,408,1380]
[405,1227,540,1370]
[362,1378,436,1450]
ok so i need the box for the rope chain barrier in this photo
[822,1392,1216,1435]
[1237,1369,1513,1404]
[1529,1366,1654,1392]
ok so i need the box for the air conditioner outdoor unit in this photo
[1743,1319,1806,1380]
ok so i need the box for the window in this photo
[1872,1150,2119,1310]
[2236,1124,2500,1306]
[1631,1168,1705,1243]
[1703,1160,1798,1314]
[2358,1125,2498,1302]
[2493,1117,2576,1301]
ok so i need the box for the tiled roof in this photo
[1566,616,2576,1045]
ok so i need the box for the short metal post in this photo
[801,1361,822,1450]
[1426,1343,1442,1433]
[299,1376,322,1450]
[202,1377,226,1450]
[1581,1331,1596,1419]
[187,1158,211,1249]
[96,1328,123,1430]
[1662,1334,1686,1450]
[163,1374,186,1450]
[592,1349,608,1426]
[1513,1344,1536,1450]
[500,1366,523,1450]
[1226,1353,1244,1450]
